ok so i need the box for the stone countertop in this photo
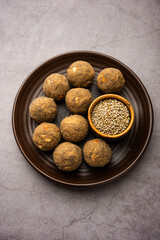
[0,1,159,239]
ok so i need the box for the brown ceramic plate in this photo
[12,51,153,186]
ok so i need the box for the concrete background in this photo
[0,0,160,239]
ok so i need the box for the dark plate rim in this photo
[12,50,154,186]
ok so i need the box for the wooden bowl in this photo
[12,51,153,186]
[88,94,135,141]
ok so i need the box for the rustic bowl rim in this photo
[88,94,135,139]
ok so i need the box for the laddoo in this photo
[67,61,95,87]
[65,88,93,114]
[60,115,88,142]
[53,142,82,171]
[97,68,125,93]
[43,73,70,101]
[83,139,112,167]
[33,122,61,151]
[29,96,57,123]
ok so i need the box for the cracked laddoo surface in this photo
[33,122,61,151]
[65,88,93,114]
[83,139,112,167]
[67,61,95,87]
[29,96,57,123]
[97,68,125,93]
[53,142,82,171]
[43,73,70,101]
[60,114,88,142]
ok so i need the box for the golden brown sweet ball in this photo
[97,68,125,93]
[67,61,95,87]
[43,73,70,101]
[33,122,61,151]
[53,142,82,171]
[60,115,88,142]
[29,96,57,123]
[65,88,93,114]
[83,139,112,167]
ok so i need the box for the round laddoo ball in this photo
[97,68,125,93]
[60,115,88,142]
[83,139,112,167]
[67,61,95,87]
[29,96,57,123]
[43,73,70,101]
[33,122,61,151]
[53,142,82,171]
[65,88,93,114]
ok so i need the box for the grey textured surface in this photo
[0,0,160,239]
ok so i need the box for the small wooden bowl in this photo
[88,94,134,141]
